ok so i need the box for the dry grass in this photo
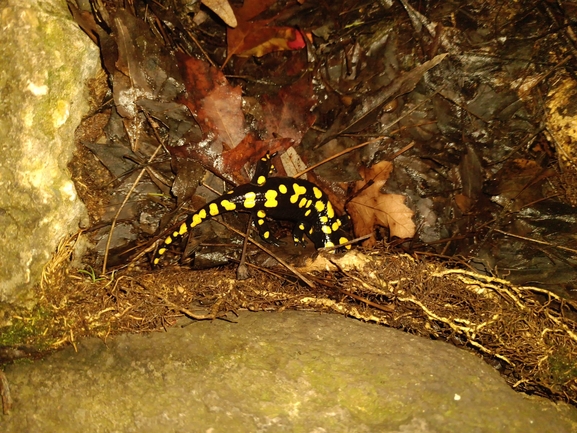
[21,232,577,406]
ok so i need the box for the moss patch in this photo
[0,304,58,349]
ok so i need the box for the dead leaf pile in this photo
[67,0,577,295]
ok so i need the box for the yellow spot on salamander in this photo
[332,221,340,231]
[179,223,188,235]
[320,216,328,223]
[304,209,312,217]
[243,192,256,208]
[321,225,332,234]
[158,247,167,255]
[290,184,307,204]
[279,184,288,194]
[299,223,305,230]
[257,210,266,218]
[257,175,266,186]
[326,202,335,219]
[339,237,350,248]
[258,219,265,225]
[173,231,179,238]
[263,231,270,239]
[325,241,335,248]
[164,236,172,245]
[298,197,307,208]
[221,199,236,211]
[191,213,203,227]
[313,187,323,199]
[315,201,326,212]
[264,190,278,208]
[306,200,312,208]
[209,203,219,216]
[199,209,207,219]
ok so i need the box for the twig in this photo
[494,229,577,254]
[295,140,414,178]
[236,215,253,280]
[216,220,316,288]
[329,258,395,312]
[102,114,164,274]
[155,293,216,321]
[0,369,12,415]
[307,82,444,157]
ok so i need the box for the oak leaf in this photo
[347,160,416,246]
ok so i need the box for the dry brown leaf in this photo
[347,160,416,246]
[201,0,237,28]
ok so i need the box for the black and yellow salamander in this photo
[153,153,351,266]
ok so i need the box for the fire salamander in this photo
[153,153,351,266]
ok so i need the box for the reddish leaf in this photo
[486,159,551,211]
[176,52,316,184]
[173,53,250,184]
[455,194,474,213]
[238,27,308,58]
[178,54,246,152]
[222,134,293,175]
[225,0,308,64]
[259,74,317,143]
[347,160,416,246]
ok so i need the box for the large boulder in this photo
[0,0,100,305]
[3,311,576,432]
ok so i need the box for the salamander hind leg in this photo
[292,220,310,247]
[253,209,281,246]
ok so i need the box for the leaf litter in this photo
[10,0,577,408]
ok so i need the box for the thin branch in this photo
[102,114,165,274]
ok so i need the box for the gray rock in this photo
[0,0,100,305]
[3,311,576,432]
